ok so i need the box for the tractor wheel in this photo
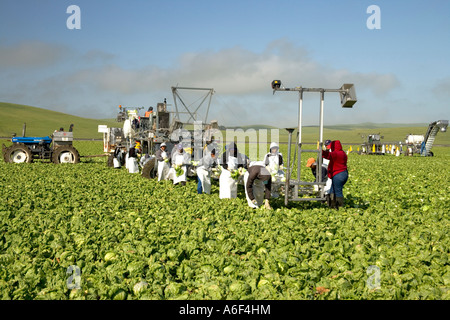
[4,143,33,163]
[52,145,80,164]
[141,157,157,179]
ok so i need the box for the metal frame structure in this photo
[171,86,215,124]
[271,80,357,206]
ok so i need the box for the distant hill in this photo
[0,102,448,144]
[0,102,119,139]
[222,124,278,130]
[221,123,449,145]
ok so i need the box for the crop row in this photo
[0,141,449,299]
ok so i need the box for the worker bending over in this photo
[244,162,272,210]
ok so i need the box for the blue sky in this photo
[0,0,449,127]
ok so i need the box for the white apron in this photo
[157,151,170,181]
[127,157,139,173]
[170,153,187,184]
[267,154,279,172]
[266,156,285,180]
[244,171,265,208]
[197,166,211,194]
[266,155,284,197]
[219,156,238,199]
[113,158,121,168]
[324,177,332,195]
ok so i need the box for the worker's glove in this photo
[264,199,272,210]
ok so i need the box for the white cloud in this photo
[63,39,400,98]
[0,39,404,125]
[0,41,70,69]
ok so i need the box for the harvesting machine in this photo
[359,134,386,155]
[2,123,80,164]
[99,87,221,179]
[403,120,448,156]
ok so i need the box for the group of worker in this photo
[152,141,283,210]
[120,138,349,210]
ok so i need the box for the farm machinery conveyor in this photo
[404,120,448,156]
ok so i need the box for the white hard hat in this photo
[160,142,167,147]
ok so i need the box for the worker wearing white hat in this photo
[126,142,140,173]
[155,142,170,181]
[263,142,285,198]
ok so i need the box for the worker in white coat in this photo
[196,148,218,194]
[219,142,248,199]
[113,147,123,169]
[126,142,140,173]
[155,142,170,181]
[244,162,272,209]
[263,142,285,197]
[168,144,191,186]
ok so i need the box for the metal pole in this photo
[317,90,325,196]
[204,89,214,123]
[297,89,303,182]
[319,90,324,144]
[285,128,295,206]
[171,87,180,119]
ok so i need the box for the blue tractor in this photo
[2,124,80,164]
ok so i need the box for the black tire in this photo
[52,145,80,164]
[141,157,157,179]
[4,143,33,163]
[428,151,434,157]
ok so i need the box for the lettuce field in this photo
[0,140,449,300]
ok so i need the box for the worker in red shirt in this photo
[322,140,348,209]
